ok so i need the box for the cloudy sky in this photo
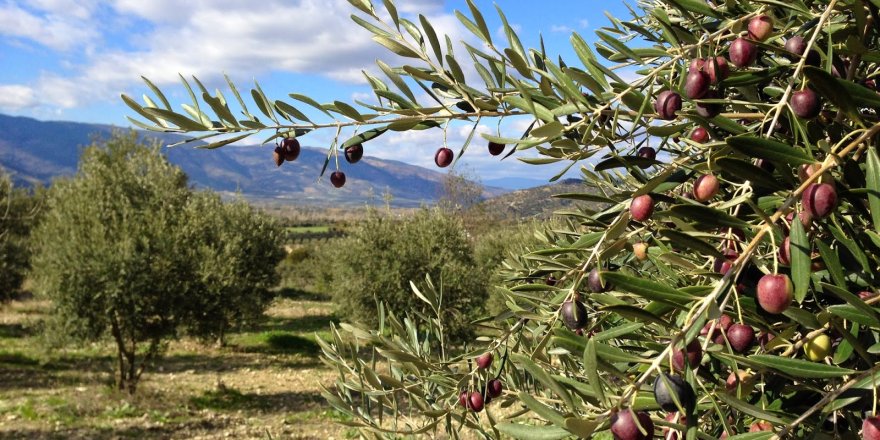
[0,0,632,183]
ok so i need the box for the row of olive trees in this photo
[0,174,41,301]
[29,131,285,393]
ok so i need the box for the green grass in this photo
[102,402,140,419]
[286,225,330,234]
[227,330,320,355]
[190,387,266,411]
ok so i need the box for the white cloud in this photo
[550,25,574,33]
[0,2,98,50]
[0,85,37,109]
[1,0,476,111]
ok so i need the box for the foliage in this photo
[31,132,194,393]
[183,192,285,344]
[0,173,40,300]
[323,208,488,341]
[438,167,484,215]
[30,132,284,393]
[125,0,880,438]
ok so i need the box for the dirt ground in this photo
[0,293,356,439]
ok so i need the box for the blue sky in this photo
[0,0,634,182]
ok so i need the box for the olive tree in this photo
[125,0,880,438]
[31,132,195,393]
[183,192,285,345]
[321,208,488,342]
[0,172,39,301]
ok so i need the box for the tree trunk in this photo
[110,317,128,392]
[216,322,227,348]
[126,346,138,394]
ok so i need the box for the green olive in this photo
[803,334,831,362]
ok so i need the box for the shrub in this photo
[324,208,487,341]
[183,192,285,344]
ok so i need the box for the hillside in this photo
[475,178,602,220]
[0,113,504,207]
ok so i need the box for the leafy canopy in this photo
[124,0,880,438]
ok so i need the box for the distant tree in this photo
[0,172,40,301]
[438,167,484,214]
[323,208,487,341]
[183,192,285,345]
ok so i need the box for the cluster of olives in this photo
[271,138,365,189]
[571,14,868,439]
[433,141,506,169]
[458,352,504,413]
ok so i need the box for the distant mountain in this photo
[476,178,600,219]
[484,177,552,190]
[0,113,505,207]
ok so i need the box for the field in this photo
[285,225,331,234]
[0,291,352,439]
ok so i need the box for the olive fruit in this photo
[714,248,738,275]
[344,144,364,163]
[588,268,612,293]
[695,90,722,118]
[863,416,880,440]
[610,410,654,440]
[706,56,730,83]
[633,242,648,261]
[672,340,702,371]
[630,194,655,222]
[727,324,755,353]
[748,15,774,41]
[476,352,493,370]
[729,38,758,68]
[804,334,832,361]
[654,373,696,412]
[488,141,505,156]
[791,89,822,119]
[726,370,755,396]
[281,138,301,161]
[693,174,719,202]
[802,183,837,218]
[757,274,794,314]
[561,300,588,330]
[468,392,484,412]
[778,236,791,266]
[273,146,284,167]
[434,147,454,167]
[691,127,709,143]
[330,171,346,188]
[637,146,656,161]
[487,379,503,398]
[784,36,821,66]
[749,421,773,432]
[685,71,710,99]
[654,90,682,120]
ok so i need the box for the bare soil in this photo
[0,295,355,439]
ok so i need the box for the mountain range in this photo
[0,113,516,207]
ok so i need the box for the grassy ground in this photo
[0,291,354,439]
[285,225,331,234]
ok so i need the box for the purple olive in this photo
[729,38,758,68]
[654,90,682,120]
[790,89,822,119]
